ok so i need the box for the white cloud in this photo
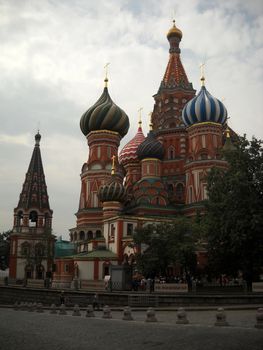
[0,0,262,237]
[0,133,31,145]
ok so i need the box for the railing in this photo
[128,294,159,307]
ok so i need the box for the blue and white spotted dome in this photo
[182,86,227,127]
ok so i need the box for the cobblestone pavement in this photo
[0,307,262,350]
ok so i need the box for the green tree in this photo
[205,136,263,285]
[133,218,200,278]
[0,230,11,270]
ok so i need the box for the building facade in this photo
[9,132,56,284]
[54,22,230,288]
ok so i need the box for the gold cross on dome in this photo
[104,62,110,86]
[200,63,205,86]
[138,107,143,126]
[148,111,153,130]
[111,155,116,175]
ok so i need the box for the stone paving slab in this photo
[0,308,262,350]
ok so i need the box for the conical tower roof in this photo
[158,21,194,92]
[16,132,51,211]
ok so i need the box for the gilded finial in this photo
[111,155,116,175]
[104,62,110,87]
[148,112,153,131]
[200,63,205,86]
[225,117,231,138]
[138,107,143,127]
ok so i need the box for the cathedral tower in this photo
[182,73,228,207]
[70,77,129,251]
[9,132,55,282]
[151,21,196,205]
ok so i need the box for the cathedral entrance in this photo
[25,265,33,279]
[36,264,44,279]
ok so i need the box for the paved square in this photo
[0,307,262,350]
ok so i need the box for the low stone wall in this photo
[0,286,263,307]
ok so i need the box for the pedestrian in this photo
[150,278,155,293]
[59,290,65,305]
[92,293,99,310]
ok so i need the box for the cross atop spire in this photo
[148,112,153,131]
[138,107,143,128]
[200,63,205,86]
[104,62,110,87]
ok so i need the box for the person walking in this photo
[92,293,99,310]
[59,291,65,305]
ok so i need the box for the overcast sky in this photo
[0,0,262,239]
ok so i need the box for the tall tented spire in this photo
[17,132,51,210]
[152,22,195,132]
[159,20,193,92]
[10,131,55,281]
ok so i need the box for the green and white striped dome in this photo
[80,85,130,138]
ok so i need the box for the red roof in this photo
[162,53,190,88]
[119,126,145,166]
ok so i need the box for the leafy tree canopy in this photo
[0,230,11,269]
[205,136,263,280]
[133,218,201,278]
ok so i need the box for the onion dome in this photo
[182,84,227,127]
[119,118,145,166]
[98,179,126,203]
[98,156,125,202]
[167,20,182,40]
[137,129,164,160]
[80,79,130,138]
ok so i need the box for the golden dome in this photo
[167,20,182,39]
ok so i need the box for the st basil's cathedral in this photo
[9,21,232,287]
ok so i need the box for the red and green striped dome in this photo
[80,86,130,138]
[119,125,145,166]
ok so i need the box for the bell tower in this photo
[9,132,55,282]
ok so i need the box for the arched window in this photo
[168,184,174,193]
[35,243,45,257]
[176,183,184,198]
[87,231,93,240]
[96,230,102,238]
[79,231,85,240]
[110,224,115,239]
[97,146,101,158]
[92,192,98,207]
[17,211,23,226]
[201,153,208,160]
[36,264,44,279]
[44,213,50,227]
[176,183,184,201]
[21,242,30,256]
[168,146,175,159]
[25,264,33,279]
[203,184,208,200]
[189,187,193,203]
[29,211,38,227]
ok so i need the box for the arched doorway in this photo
[36,264,45,279]
[25,264,33,279]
